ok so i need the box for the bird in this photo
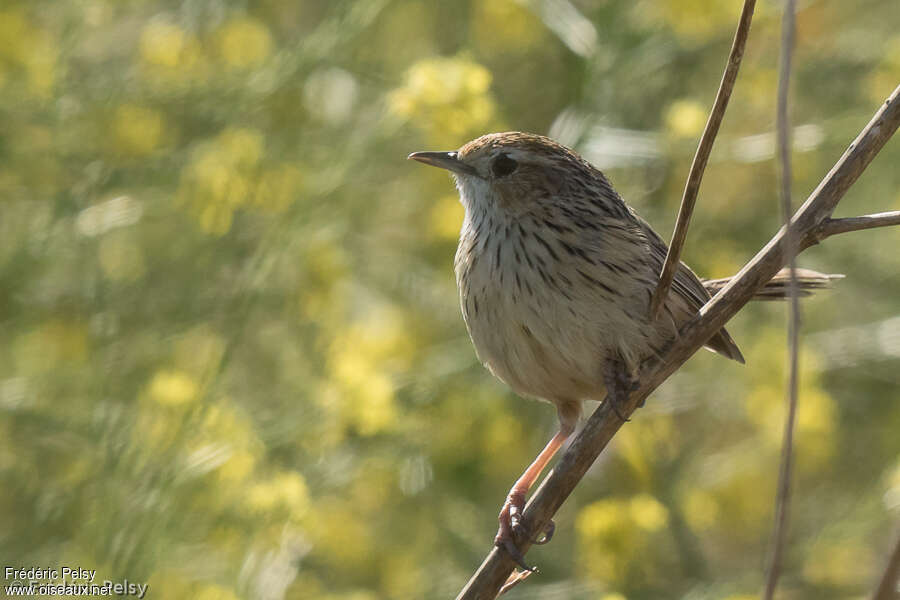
[408,131,832,570]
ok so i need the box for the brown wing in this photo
[636,215,746,364]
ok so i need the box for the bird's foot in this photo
[604,360,638,421]
[494,492,555,572]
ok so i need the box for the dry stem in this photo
[649,0,757,318]
[763,0,799,597]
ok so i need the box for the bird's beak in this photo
[407,151,477,176]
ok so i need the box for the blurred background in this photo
[1,0,899,598]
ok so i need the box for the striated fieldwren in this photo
[409,131,818,569]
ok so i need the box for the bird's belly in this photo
[454,217,671,402]
[460,266,607,402]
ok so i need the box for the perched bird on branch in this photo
[409,131,835,570]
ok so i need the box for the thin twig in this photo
[871,529,900,600]
[455,83,900,600]
[818,211,900,238]
[649,0,757,318]
[763,1,798,598]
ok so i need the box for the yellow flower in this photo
[177,128,268,234]
[577,494,669,582]
[389,56,497,145]
[215,18,272,69]
[139,20,208,87]
[665,99,708,139]
[148,370,198,406]
[0,9,57,97]
[244,471,310,518]
[194,584,241,600]
[629,494,669,531]
[140,21,187,69]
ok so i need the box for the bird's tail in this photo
[701,268,840,364]
[702,268,843,301]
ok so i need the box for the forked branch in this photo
[455,82,900,600]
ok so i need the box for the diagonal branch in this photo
[455,82,900,600]
[871,529,900,600]
[763,0,799,597]
[649,0,757,318]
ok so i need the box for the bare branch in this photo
[763,1,798,598]
[649,0,757,318]
[871,530,900,600]
[455,83,900,600]
[818,211,900,238]
[799,211,900,252]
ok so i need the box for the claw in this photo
[499,536,537,572]
[607,395,630,421]
[509,502,530,541]
[495,493,538,572]
[604,358,637,421]
[509,506,553,545]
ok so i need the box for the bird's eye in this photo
[491,154,518,177]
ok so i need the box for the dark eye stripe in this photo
[492,154,518,177]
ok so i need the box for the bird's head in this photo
[409,132,591,216]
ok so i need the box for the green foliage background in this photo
[1,1,899,598]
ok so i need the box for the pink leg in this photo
[494,424,574,570]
